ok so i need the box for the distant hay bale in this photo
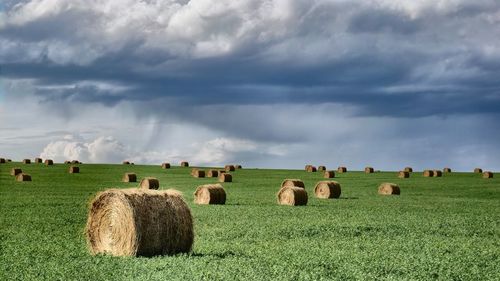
[305,165,312,171]
[218,173,232,182]
[45,159,54,166]
[10,168,22,176]
[225,165,235,172]
[191,169,205,178]
[483,171,493,178]
[161,163,171,169]
[71,160,81,164]
[404,167,413,173]
[7,159,12,162]
[207,170,219,177]
[69,166,80,173]
[64,161,70,164]
[85,188,193,257]
[306,166,317,172]
[365,167,374,173]
[194,184,226,205]
[122,173,137,183]
[235,165,242,169]
[281,179,305,189]
[398,171,410,178]
[219,170,226,174]
[443,167,451,173]
[16,173,32,182]
[122,161,130,165]
[324,171,335,178]
[433,170,443,177]
[423,170,434,177]
[139,177,160,190]
[314,181,341,199]
[0,158,5,163]
[23,159,31,164]
[277,186,308,206]
[318,166,326,171]
[378,183,400,195]
[180,161,189,167]
[337,166,347,173]
[34,157,42,164]
[474,168,483,173]
[130,163,135,165]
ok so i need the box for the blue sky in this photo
[1,0,499,171]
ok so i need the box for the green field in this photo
[1,162,499,280]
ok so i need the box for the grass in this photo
[0,162,499,280]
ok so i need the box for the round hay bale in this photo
[365,167,374,173]
[443,167,451,173]
[7,159,12,162]
[474,168,483,173]
[225,165,235,172]
[207,170,219,177]
[318,166,326,171]
[23,159,31,164]
[398,171,410,178]
[0,158,5,163]
[378,183,400,195]
[235,165,242,169]
[85,188,193,257]
[10,168,22,176]
[64,161,70,164]
[71,160,80,164]
[306,166,317,172]
[139,177,159,190]
[483,171,493,178]
[314,181,341,199]
[219,170,226,174]
[337,166,347,173]
[194,184,226,205]
[122,161,130,165]
[218,173,232,182]
[16,173,32,182]
[281,179,305,189]
[122,173,137,183]
[277,186,308,206]
[161,163,171,169]
[45,159,54,166]
[404,167,413,173]
[423,170,434,177]
[180,161,189,167]
[324,171,335,178]
[192,169,205,178]
[34,158,42,164]
[305,164,312,171]
[433,170,443,177]
[69,166,80,173]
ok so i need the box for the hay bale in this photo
[277,186,308,206]
[7,159,11,162]
[423,170,434,177]
[378,183,400,195]
[45,159,54,166]
[85,188,193,257]
[235,165,242,169]
[139,177,159,190]
[23,159,31,164]
[443,167,451,173]
[225,165,235,172]
[16,173,32,182]
[218,173,232,182]
[194,184,226,205]
[207,170,219,177]
[122,173,137,183]
[305,165,312,171]
[474,168,483,173]
[64,161,70,164]
[11,168,22,176]
[324,171,335,178]
[404,167,413,173]
[483,171,493,178]
[69,166,80,173]
[192,169,205,178]
[433,170,443,177]
[337,166,347,173]
[71,160,80,164]
[281,179,305,189]
[398,171,410,178]
[0,158,5,163]
[314,181,341,199]
[180,161,189,167]
[34,157,42,164]
[318,166,326,171]
[365,167,374,173]
[122,161,130,165]
[161,163,171,169]
[306,166,317,172]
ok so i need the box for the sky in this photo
[1,0,499,171]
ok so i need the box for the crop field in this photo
[0,162,499,280]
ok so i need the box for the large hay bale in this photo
[398,171,410,178]
[324,171,335,178]
[337,166,347,173]
[378,183,400,195]
[218,173,232,182]
[225,165,236,172]
[192,169,205,178]
[281,179,305,189]
[10,168,22,176]
[69,166,80,173]
[423,170,434,177]
[85,188,193,257]
[34,157,42,164]
[23,159,31,164]
[433,170,443,177]
[139,177,159,190]
[16,173,32,182]
[483,171,494,178]
[45,159,54,166]
[161,163,171,169]
[180,161,189,167]
[0,158,5,163]
[318,166,326,171]
[122,173,137,183]
[474,168,483,173]
[277,186,308,206]
[194,184,226,205]
[314,181,341,199]
[404,167,413,173]
[122,161,130,165]
[235,165,242,169]
[443,167,451,173]
[365,167,374,173]
[207,170,219,177]
[306,166,317,172]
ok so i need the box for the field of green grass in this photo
[1,162,499,280]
